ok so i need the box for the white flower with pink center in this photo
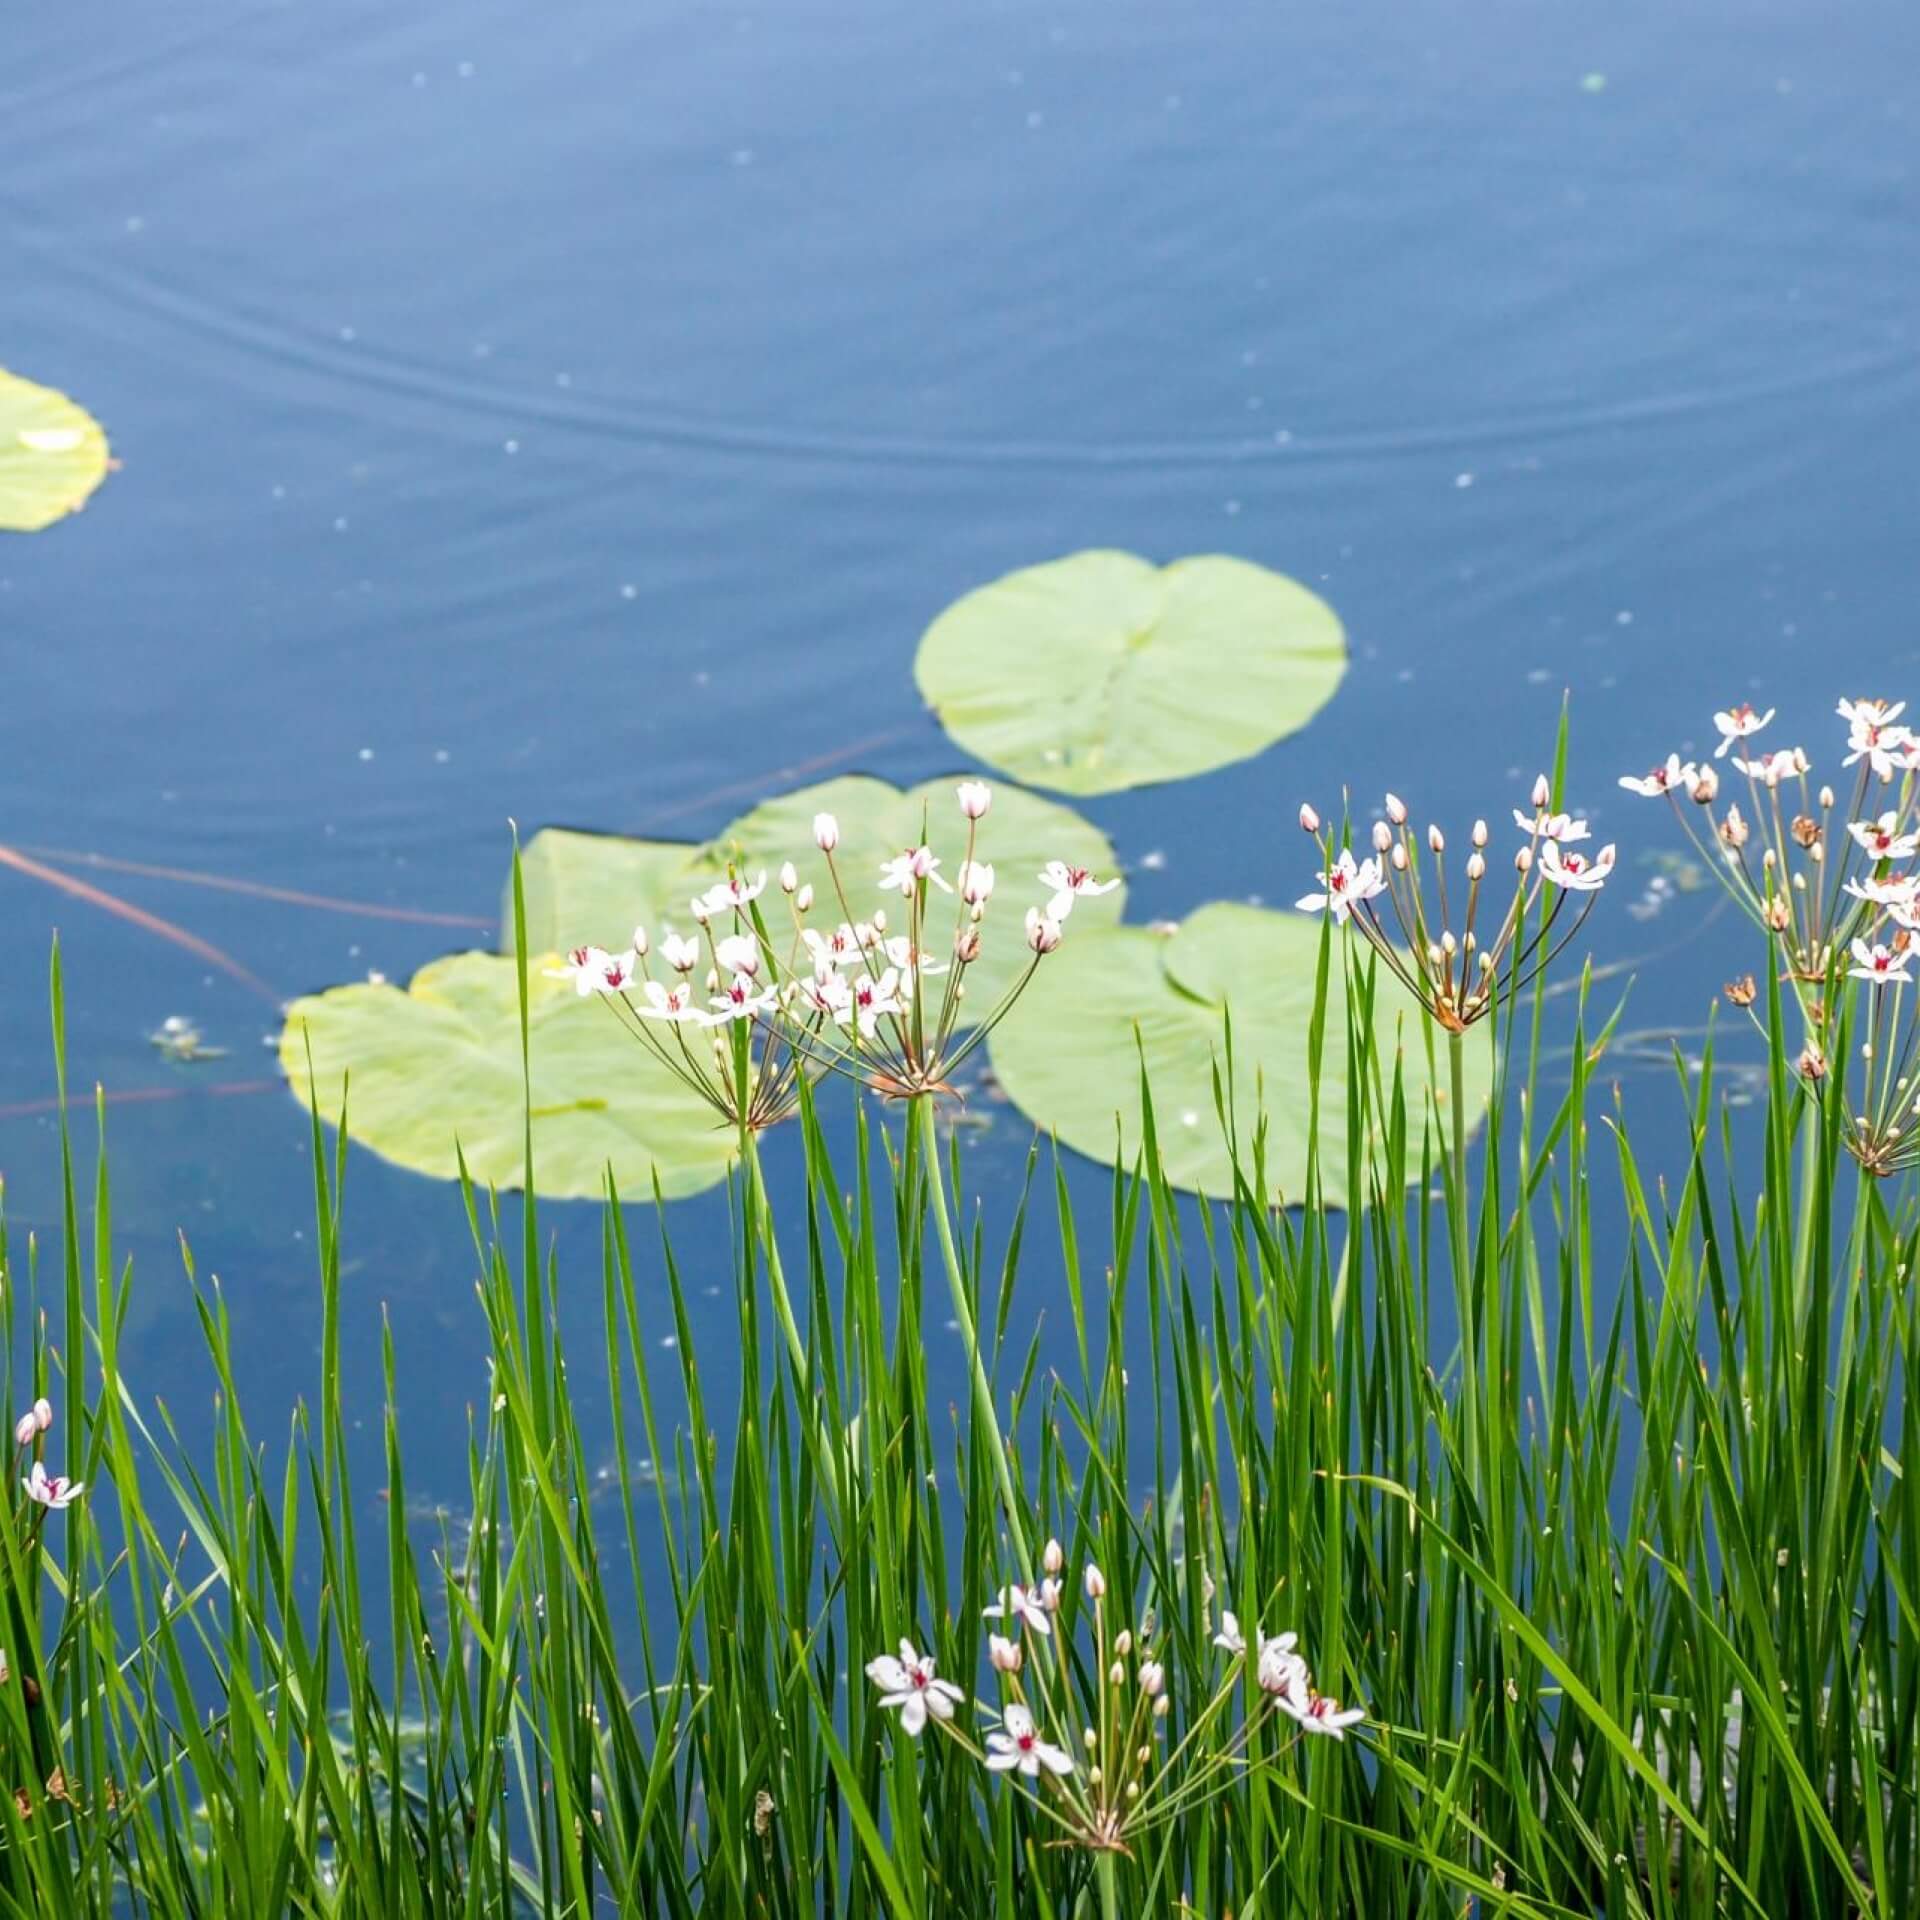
[1849,939,1914,987]
[1848,813,1920,862]
[879,845,951,895]
[637,981,698,1023]
[1712,702,1775,758]
[1296,849,1386,925]
[1281,1690,1368,1741]
[1537,842,1615,893]
[864,1640,964,1737]
[984,1704,1074,1777]
[702,972,777,1025]
[1038,860,1121,922]
[1617,753,1697,798]
[22,1462,82,1512]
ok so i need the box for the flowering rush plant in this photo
[549,780,1116,1124]
[864,1542,1364,1856]
[13,1397,82,1519]
[1294,774,1614,1033]
[1620,697,1920,1173]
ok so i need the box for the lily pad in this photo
[985,903,1490,1205]
[514,777,1124,1022]
[280,951,737,1201]
[510,829,710,958]
[914,550,1344,796]
[0,368,111,531]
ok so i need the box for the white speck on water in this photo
[660,1334,677,1349]
[124,215,145,234]
[503,438,519,454]
[1026,110,1044,129]
[338,325,356,343]
[555,371,572,388]
[472,341,492,360]
[1527,667,1552,685]
[412,71,428,88]
[358,747,375,761]
[1580,72,1608,93]
[1138,849,1166,871]
[334,516,349,532]
[434,747,451,763]
[348,944,361,959]
[1164,94,1182,111]
[1615,609,1634,625]
[1006,67,1024,85]
[1241,348,1259,366]
[1273,428,1293,446]
[730,147,755,167]
[1454,471,1475,489]
[1224,499,1241,516]
[1397,666,1417,683]
[457,60,475,78]
[692,670,711,687]
[1245,395,1263,411]
[270,484,286,500]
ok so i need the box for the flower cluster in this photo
[552,781,1112,1124]
[1294,777,1614,1032]
[1621,698,1920,1174]
[864,1542,1363,1856]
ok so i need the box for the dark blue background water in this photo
[2,0,1914,1561]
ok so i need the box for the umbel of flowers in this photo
[1620,697,1920,1175]
[550,779,1114,1124]
[864,1542,1364,1859]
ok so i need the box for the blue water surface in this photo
[1,0,1915,1613]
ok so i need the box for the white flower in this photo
[844,970,903,1038]
[983,1583,1053,1636]
[1138,1660,1165,1697]
[660,931,701,973]
[637,981,698,1022]
[957,780,993,820]
[795,969,853,1019]
[1848,813,1920,862]
[1846,875,1919,911]
[1212,1611,1246,1656]
[1849,939,1914,987]
[1733,747,1809,786]
[988,1633,1023,1674]
[984,1704,1074,1777]
[883,936,947,984]
[1296,849,1387,925]
[715,933,762,978]
[1840,697,1905,729]
[1024,909,1064,954]
[1280,1690,1368,1740]
[813,813,840,852]
[702,972,778,1025]
[1617,753,1697,798]
[694,874,767,917]
[878,845,951,896]
[1037,861,1121,922]
[1257,1631,1309,1707]
[1513,808,1590,844]
[1537,842,1615,893]
[1712,702,1775,758]
[22,1463,82,1512]
[958,861,995,906]
[546,946,633,995]
[1037,1575,1063,1613]
[864,1640,964,1737]
[803,924,868,970]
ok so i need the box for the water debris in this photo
[150,1016,227,1063]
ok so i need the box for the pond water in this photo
[2,0,1914,1602]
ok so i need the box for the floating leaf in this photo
[510,830,709,958]
[0,368,111,532]
[700,773,1125,1011]
[914,550,1344,795]
[280,951,736,1201]
[515,776,1123,1021]
[986,903,1490,1204]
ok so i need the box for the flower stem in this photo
[1096,1851,1120,1920]
[743,1126,810,1386]
[1448,1027,1481,1497]
[913,1094,1032,1577]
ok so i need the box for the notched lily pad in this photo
[914,550,1345,795]
[0,368,111,531]
[280,951,737,1201]
[986,902,1490,1204]
[510,829,709,958]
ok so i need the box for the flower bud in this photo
[1109,1660,1126,1687]
[1427,823,1445,854]
[989,1633,1022,1674]
[795,884,814,912]
[1153,1694,1170,1718]
[1471,818,1488,848]
[1372,820,1392,853]
[32,1399,50,1434]
[812,812,840,852]
[1025,908,1063,955]
[1138,1660,1165,1697]
[957,780,993,820]
[1515,846,1533,873]
[12,1414,36,1449]
[1113,1630,1131,1657]
[779,861,798,893]
[1466,852,1486,881]
[1299,803,1320,834]
[1531,773,1551,809]
[1042,1537,1065,1575]
[1083,1727,1099,1751]
[1391,843,1409,872]
[632,926,649,957]
[1720,806,1750,849]
[955,927,982,964]
[1385,793,1408,826]
[1084,1564,1106,1600]
[1819,785,1835,810]
[1691,766,1719,804]
[871,907,888,932]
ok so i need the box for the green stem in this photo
[914,1094,1032,1577]
[744,1126,810,1386]
[1449,1028,1481,1498]
[1097,1851,1120,1920]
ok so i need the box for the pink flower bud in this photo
[1299,803,1320,834]
[812,812,840,852]
[1025,908,1063,955]
[1515,846,1534,873]
[957,780,993,820]
[1385,792,1408,826]
[1391,843,1409,871]
[1471,818,1488,848]
[1531,773,1551,809]
[779,861,798,893]
[1138,1660,1165,1697]
[13,1414,36,1449]
[32,1399,51,1434]
[989,1633,1022,1673]
[1042,1537,1065,1575]
[1427,824,1445,854]
[1084,1564,1107,1600]
[1467,852,1486,880]
[795,884,814,912]
[1372,820,1392,853]
[632,926,649,957]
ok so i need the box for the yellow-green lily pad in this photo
[0,368,111,532]
[914,550,1345,796]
